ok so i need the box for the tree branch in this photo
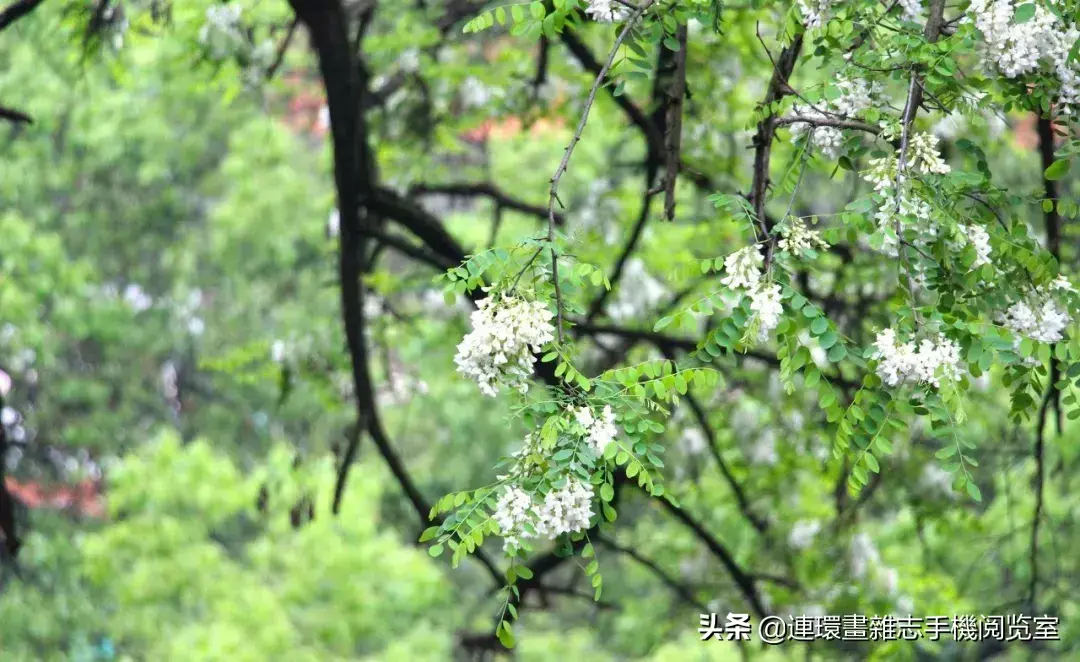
[651,486,767,618]
[0,0,45,33]
[409,181,564,226]
[683,392,768,533]
[597,535,707,610]
[0,105,32,125]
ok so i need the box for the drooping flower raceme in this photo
[778,217,829,257]
[534,478,594,538]
[721,245,764,290]
[872,194,933,257]
[872,328,963,388]
[967,0,1080,112]
[898,0,922,22]
[493,486,536,550]
[494,478,595,549]
[961,224,992,268]
[584,0,629,22]
[798,0,833,29]
[909,132,951,175]
[749,282,784,342]
[575,404,618,456]
[455,294,556,397]
[721,245,783,343]
[1002,277,1075,345]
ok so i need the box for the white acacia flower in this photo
[454,294,556,397]
[798,0,833,28]
[721,245,764,291]
[778,217,828,256]
[909,133,951,175]
[749,282,784,342]
[872,329,963,388]
[1000,278,1074,350]
[493,486,536,550]
[534,478,594,537]
[575,404,618,456]
[789,519,822,549]
[967,0,1080,111]
[898,0,921,21]
[584,0,629,22]
[0,369,10,398]
[863,156,898,193]
[961,224,992,268]
[788,76,883,158]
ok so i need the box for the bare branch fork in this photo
[546,0,659,343]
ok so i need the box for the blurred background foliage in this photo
[0,0,1077,660]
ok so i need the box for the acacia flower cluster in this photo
[909,133,951,175]
[778,217,829,257]
[967,0,1080,110]
[872,328,963,388]
[788,76,883,159]
[749,283,784,343]
[720,245,764,290]
[198,4,244,59]
[493,486,535,550]
[961,224,993,268]
[863,156,899,193]
[1002,276,1075,345]
[574,404,618,456]
[721,245,784,343]
[534,479,594,537]
[898,0,922,22]
[455,294,556,397]
[872,194,934,257]
[797,0,833,29]
[493,478,595,550]
[584,0,629,22]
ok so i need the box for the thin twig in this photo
[265,18,299,80]
[547,0,658,342]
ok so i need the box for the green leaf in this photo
[600,483,614,501]
[419,526,440,543]
[429,544,444,557]
[1014,4,1036,22]
[497,622,516,649]
[1045,158,1070,181]
[966,481,983,502]
[864,452,880,473]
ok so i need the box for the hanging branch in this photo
[1029,113,1063,611]
[889,0,948,326]
[546,0,659,342]
[661,24,688,221]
